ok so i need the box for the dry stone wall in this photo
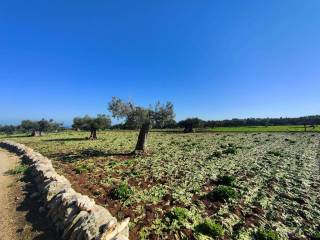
[0,140,129,240]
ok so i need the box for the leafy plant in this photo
[209,151,222,158]
[167,207,190,224]
[218,175,236,186]
[7,164,28,175]
[311,232,320,240]
[255,228,281,240]
[208,185,236,201]
[267,150,283,157]
[74,163,94,174]
[112,182,133,200]
[195,218,224,237]
[222,146,237,155]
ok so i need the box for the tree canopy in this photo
[20,119,62,136]
[72,114,111,140]
[178,118,205,133]
[0,125,16,135]
[108,97,175,129]
[203,115,320,128]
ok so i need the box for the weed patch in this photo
[218,175,236,186]
[254,228,281,240]
[208,151,222,158]
[74,163,94,174]
[267,150,283,157]
[208,185,237,201]
[7,164,28,175]
[222,146,237,155]
[112,182,133,200]
[195,218,224,238]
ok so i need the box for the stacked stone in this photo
[0,140,129,240]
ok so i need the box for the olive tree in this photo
[72,114,111,140]
[178,118,205,133]
[20,120,38,135]
[108,97,175,153]
[20,119,61,136]
[0,125,16,135]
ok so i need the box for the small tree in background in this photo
[20,119,62,136]
[72,114,111,140]
[0,125,16,135]
[178,118,205,133]
[20,120,38,135]
[108,97,175,153]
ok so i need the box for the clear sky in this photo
[1,1,320,125]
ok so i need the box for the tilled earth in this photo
[6,131,320,239]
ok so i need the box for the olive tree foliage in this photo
[178,118,205,133]
[153,101,175,129]
[108,97,175,153]
[72,114,111,140]
[20,119,62,136]
[0,125,16,135]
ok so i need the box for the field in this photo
[2,131,320,240]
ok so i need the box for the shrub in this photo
[195,218,224,237]
[208,186,236,201]
[167,207,190,224]
[112,182,133,200]
[222,147,237,155]
[255,228,281,240]
[218,175,236,186]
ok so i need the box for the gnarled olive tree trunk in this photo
[88,128,97,140]
[134,122,150,153]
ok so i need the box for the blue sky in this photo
[1,1,320,125]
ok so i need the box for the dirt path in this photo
[0,149,58,240]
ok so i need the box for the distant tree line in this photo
[2,115,319,136]
[0,119,63,136]
[0,125,17,135]
[176,116,320,132]
[109,115,320,133]
[202,115,320,128]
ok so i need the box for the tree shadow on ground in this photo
[43,137,86,142]
[150,129,184,134]
[3,135,31,138]
[16,169,59,240]
[49,148,134,163]
[151,129,216,134]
